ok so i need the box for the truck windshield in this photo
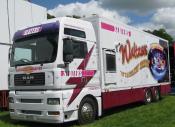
[10,33,58,66]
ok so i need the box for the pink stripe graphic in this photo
[67,45,96,106]
[101,22,115,32]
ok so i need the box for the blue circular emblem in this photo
[148,47,167,81]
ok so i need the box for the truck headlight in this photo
[46,72,54,85]
[8,74,10,86]
[47,98,60,105]
[9,97,14,103]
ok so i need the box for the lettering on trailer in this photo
[60,70,96,77]
[120,59,150,78]
[101,22,132,37]
[118,39,149,78]
[116,26,131,37]
[119,40,168,80]
[23,26,42,36]
[119,39,148,64]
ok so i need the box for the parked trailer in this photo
[9,15,171,124]
[0,43,11,110]
[169,42,175,85]
[0,0,46,109]
[0,91,9,109]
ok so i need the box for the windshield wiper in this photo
[15,58,32,65]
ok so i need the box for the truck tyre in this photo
[78,97,97,125]
[144,89,152,104]
[153,87,160,102]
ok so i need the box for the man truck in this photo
[8,15,171,124]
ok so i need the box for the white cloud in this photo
[48,0,130,24]
[135,23,164,31]
[152,8,175,28]
[100,0,175,15]
[48,0,175,38]
[135,7,175,38]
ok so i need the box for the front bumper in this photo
[9,90,64,123]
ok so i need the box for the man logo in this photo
[22,75,34,80]
[22,75,34,84]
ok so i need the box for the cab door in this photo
[63,38,88,86]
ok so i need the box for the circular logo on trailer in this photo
[148,44,167,81]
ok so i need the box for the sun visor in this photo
[13,22,59,41]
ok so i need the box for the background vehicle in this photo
[169,42,175,86]
[0,0,46,110]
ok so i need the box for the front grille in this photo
[21,99,42,103]
[14,73,45,86]
[21,110,42,115]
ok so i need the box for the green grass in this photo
[1,96,175,127]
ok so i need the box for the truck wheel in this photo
[78,97,96,125]
[153,87,160,102]
[144,89,152,104]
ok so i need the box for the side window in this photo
[72,41,87,59]
[106,53,116,72]
[64,28,86,38]
[63,39,88,61]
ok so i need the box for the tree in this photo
[47,13,55,19]
[66,15,81,19]
[144,28,173,44]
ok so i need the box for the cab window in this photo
[64,28,86,38]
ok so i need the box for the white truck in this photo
[8,15,171,124]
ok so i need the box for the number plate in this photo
[26,115,34,120]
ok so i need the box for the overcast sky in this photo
[32,0,175,39]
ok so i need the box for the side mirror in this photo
[64,54,73,63]
[63,38,74,63]
[8,46,12,63]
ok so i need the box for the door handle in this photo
[81,77,86,83]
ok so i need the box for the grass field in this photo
[1,95,175,127]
